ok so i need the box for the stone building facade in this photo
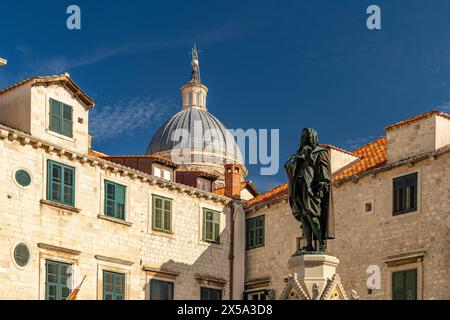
[245,111,450,300]
[0,71,247,300]
[1,48,450,300]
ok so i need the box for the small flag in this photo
[66,275,86,300]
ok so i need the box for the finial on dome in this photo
[189,43,201,84]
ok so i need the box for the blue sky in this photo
[2,0,450,192]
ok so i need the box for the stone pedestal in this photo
[288,254,340,299]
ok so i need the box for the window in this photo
[103,271,125,300]
[203,209,220,243]
[365,202,373,213]
[246,215,265,249]
[392,269,417,300]
[247,291,267,300]
[153,165,172,181]
[188,92,194,105]
[45,260,72,300]
[197,177,212,192]
[150,279,174,300]
[152,195,172,232]
[200,287,222,300]
[47,160,75,206]
[49,98,73,138]
[104,180,126,220]
[15,169,31,187]
[196,93,202,106]
[393,173,418,215]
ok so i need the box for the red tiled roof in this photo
[334,137,387,181]
[246,183,288,207]
[0,73,95,109]
[385,110,450,131]
[88,150,108,157]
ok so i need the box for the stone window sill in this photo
[40,199,81,213]
[97,214,133,227]
[150,228,175,239]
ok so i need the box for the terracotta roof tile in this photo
[88,150,108,157]
[334,137,387,181]
[0,73,95,109]
[246,183,288,207]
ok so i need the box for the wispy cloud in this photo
[437,102,450,112]
[89,96,176,141]
[344,135,376,150]
[20,13,257,75]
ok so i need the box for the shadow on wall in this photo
[141,207,234,300]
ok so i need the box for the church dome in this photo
[146,44,245,178]
[147,108,240,160]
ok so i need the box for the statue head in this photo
[300,128,319,149]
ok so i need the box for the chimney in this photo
[224,164,242,199]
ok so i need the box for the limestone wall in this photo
[245,153,450,300]
[30,85,90,155]
[0,134,232,300]
[245,201,299,299]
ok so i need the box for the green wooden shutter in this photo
[153,196,171,232]
[47,161,75,206]
[213,211,220,243]
[50,99,62,134]
[103,271,125,300]
[153,197,162,230]
[392,269,417,300]
[150,279,174,300]
[45,260,72,300]
[49,99,73,138]
[405,269,417,300]
[105,181,115,217]
[116,184,125,220]
[392,271,404,300]
[163,199,171,231]
[62,103,73,137]
[203,209,220,243]
[104,181,126,220]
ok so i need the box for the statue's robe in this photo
[285,146,335,240]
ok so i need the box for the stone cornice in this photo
[0,124,231,205]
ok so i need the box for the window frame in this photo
[45,260,73,300]
[200,287,222,300]
[392,172,418,216]
[49,98,73,138]
[104,180,126,220]
[202,208,221,244]
[246,215,265,250]
[152,195,173,233]
[47,160,75,207]
[102,270,125,300]
[392,269,417,300]
[149,279,174,300]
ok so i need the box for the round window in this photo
[15,170,31,187]
[14,243,30,267]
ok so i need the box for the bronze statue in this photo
[285,128,335,253]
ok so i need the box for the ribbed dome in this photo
[147,108,242,164]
